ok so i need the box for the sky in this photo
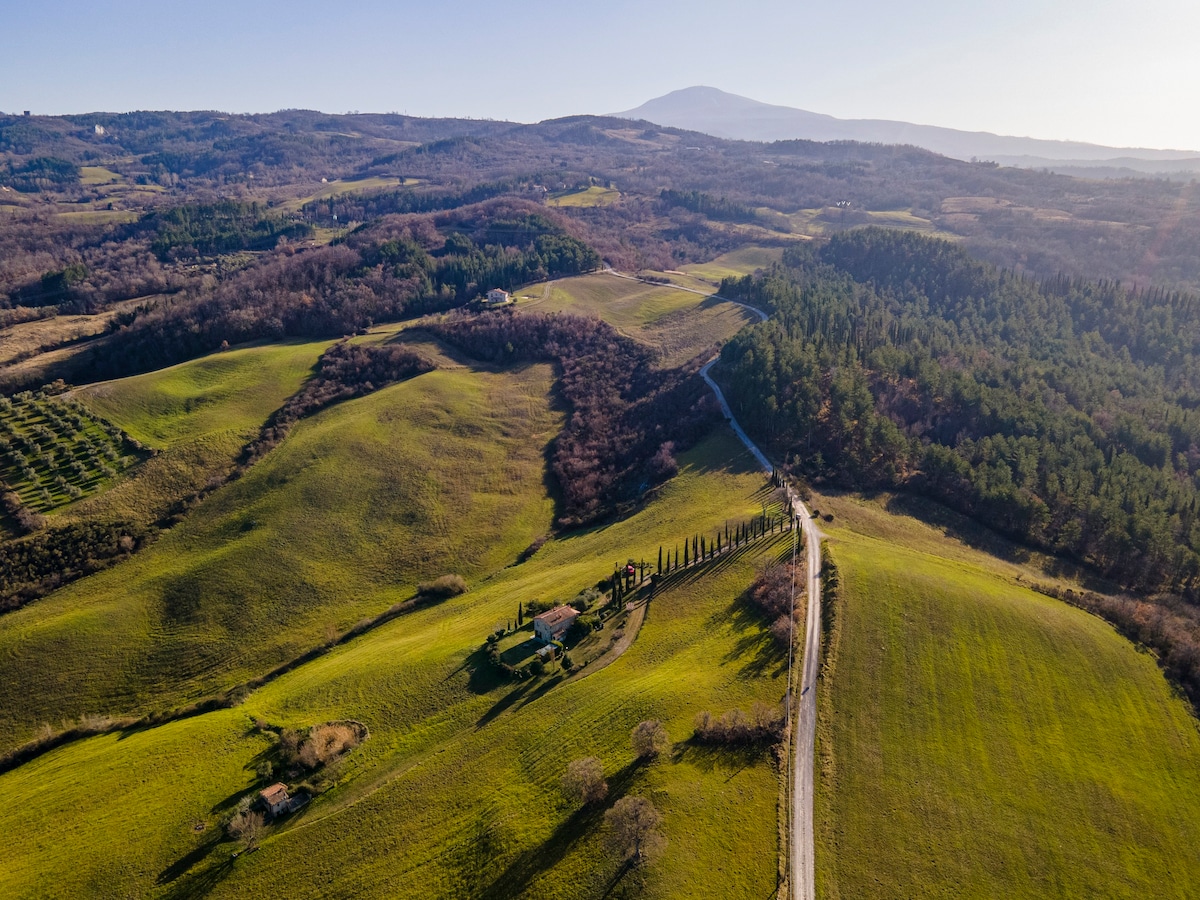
[5,0,1200,151]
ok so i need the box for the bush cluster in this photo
[693,704,784,745]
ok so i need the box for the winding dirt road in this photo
[605,268,822,900]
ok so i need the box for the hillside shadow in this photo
[672,737,774,776]
[476,759,643,900]
[466,647,505,695]
[883,492,1033,564]
[516,673,565,710]
[158,853,235,900]
[882,491,1120,593]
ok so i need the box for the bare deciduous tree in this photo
[630,719,670,759]
[604,796,664,864]
[562,756,608,805]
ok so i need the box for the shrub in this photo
[605,796,664,864]
[417,574,467,598]
[694,704,784,745]
[748,562,799,647]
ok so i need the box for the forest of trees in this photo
[140,200,314,259]
[718,228,1200,598]
[51,202,598,384]
[712,228,1200,705]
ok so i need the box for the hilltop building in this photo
[484,288,512,307]
[533,605,579,643]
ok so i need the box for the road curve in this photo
[604,268,820,899]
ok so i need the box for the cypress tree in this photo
[684,541,689,567]
[658,546,663,575]
[518,602,524,627]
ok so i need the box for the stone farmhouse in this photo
[533,605,579,643]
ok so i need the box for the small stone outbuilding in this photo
[260,783,291,818]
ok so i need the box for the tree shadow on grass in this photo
[157,835,224,886]
[209,785,251,816]
[672,737,774,779]
[466,647,505,695]
[476,759,644,900]
[474,680,534,730]
[158,850,236,900]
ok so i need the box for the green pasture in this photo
[813,493,1200,899]
[681,246,783,282]
[0,363,561,751]
[521,272,758,366]
[65,338,333,523]
[0,427,787,899]
[79,166,123,186]
[547,185,621,208]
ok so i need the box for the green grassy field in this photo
[0,362,561,751]
[681,246,784,282]
[547,185,621,208]
[520,272,758,366]
[79,166,123,186]
[0,424,787,899]
[64,339,333,524]
[813,493,1200,898]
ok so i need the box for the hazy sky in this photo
[6,0,1199,150]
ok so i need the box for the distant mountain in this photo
[615,87,1200,177]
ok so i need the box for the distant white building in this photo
[485,288,512,306]
[94,124,106,135]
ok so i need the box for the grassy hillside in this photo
[0,430,788,899]
[0,362,560,750]
[680,245,784,282]
[519,272,758,367]
[63,338,334,524]
[813,494,1200,899]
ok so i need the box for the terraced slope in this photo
[0,391,142,511]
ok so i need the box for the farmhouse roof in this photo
[534,605,578,628]
[260,783,289,804]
